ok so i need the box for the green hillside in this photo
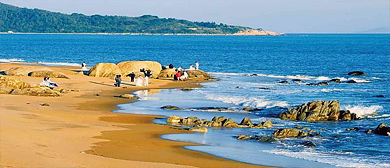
[0,2,253,34]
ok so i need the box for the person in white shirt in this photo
[135,76,144,86]
[189,65,195,70]
[81,62,87,71]
[195,61,199,70]
[143,76,149,86]
[180,71,188,81]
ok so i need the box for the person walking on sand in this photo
[126,72,136,82]
[114,75,122,87]
[195,61,199,70]
[81,62,87,71]
[136,75,144,86]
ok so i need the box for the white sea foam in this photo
[344,105,383,117]
[0,58,25,63]
[314,76,331,81]
[320,88,345,93]
[347,77,370,83]
[38,62,81,67]
[265,149,389,168]
[204,94,289,108]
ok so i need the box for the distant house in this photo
[7,31,14,34]
[188,28,198,31]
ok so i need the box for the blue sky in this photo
[2,0,389,33]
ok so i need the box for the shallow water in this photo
[1,34,389,167]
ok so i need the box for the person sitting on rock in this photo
[177,67,183,71]
[169,64,174,69]
[40,77,58,88]
[189,64,195,70]
[174,70,182,81]
[114,75,121,87]
[180,71,188,81]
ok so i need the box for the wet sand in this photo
[0,63,265,168]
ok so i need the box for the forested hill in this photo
[0,2,254,34]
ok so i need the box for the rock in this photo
[195,107,232,112]
[181,88,193,91]
[373,95,385,98]
[279,100,358,122]
[302,127,309,130]
[212,116,227,123]
[224,122,239,128]
[166,116,182,124]
[309,130,316,133]
[158,68,177,79]
[301,141,316,148]
[346,127,360,131]
[10,87,61,97]
[272,128,309,138]
[0,75,31,89]
[161,105,181,110]
[240,117,253,126]
[346,80,357,83]
[306,82,329,86]
[185,70,211,80]
[292,79,303,83]
[329,79,342,83]
[28,71,68,78]
[5,66,52,76]
[278,80,289,84]
[237,135,252,140]
[242,107,263,112]
[0,86,13,94]
[373,123,390,136]
[114,94,137,99]
[347,71,366,76]
[261,120,273,128]
[182,117,200,125]
[117,61,162,78]
[259,87,271,90]
[189,126,207,133]
[88,63,122,77]
[258,136,277,143]
[40,103,50,106]
[365,129,373,134]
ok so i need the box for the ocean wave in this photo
[320,88,345,93]
[203,94,289,108]
[0,58,25,63]
[38,62,81,67]
[344,105,383,117]
[314,76,331,81]
[265,149,390,168]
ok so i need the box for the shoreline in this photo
[0,32,283,36]
[0,63,266,168]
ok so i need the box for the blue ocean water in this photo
[1,34,389,167]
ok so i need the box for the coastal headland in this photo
[0,63,265,168]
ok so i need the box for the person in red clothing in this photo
[175,71,182,81]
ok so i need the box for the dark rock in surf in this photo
[292,79,303,83]
[347,71,366,76]
[301,141,316,148]
[373,123,390,136]
[242,107,263,112]
[346,80,357,83]
[329,78,342,83]
[161,105,181,110]
[240,117,254,126]
[279,100,360,122]
[373,95,385,98]
[346,127,361,131]
[306,82,329,86]
[272,128,309,138]
[278,80,289,84]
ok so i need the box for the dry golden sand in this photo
[0,63,266,168]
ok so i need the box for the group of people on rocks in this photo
[174,70,189,81]
[114,68,152,87]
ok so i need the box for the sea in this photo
[1,34,389,167]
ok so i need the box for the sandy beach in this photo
[0,63,264,168]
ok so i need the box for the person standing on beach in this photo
[114,75,121,87]
[126,72,136,82]
[81,62,87,71]
[195,61,199,70]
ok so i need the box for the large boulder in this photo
[10,87,61,97]
[272,128,309,138]
[0,75,31,89]
[347,71,366,76]
[28,71,68,78]
[158,68,177,79]
[88,63,121,77]
[117,61,162,78]
[373,123,390,136]
[279,100,358,122]
[5,67,52,76]
[185,70,211,80]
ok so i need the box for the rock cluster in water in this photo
[166,116,273,133]
[279,100,360,122]
[366,123,390,136]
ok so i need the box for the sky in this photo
[1,0,390,33]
